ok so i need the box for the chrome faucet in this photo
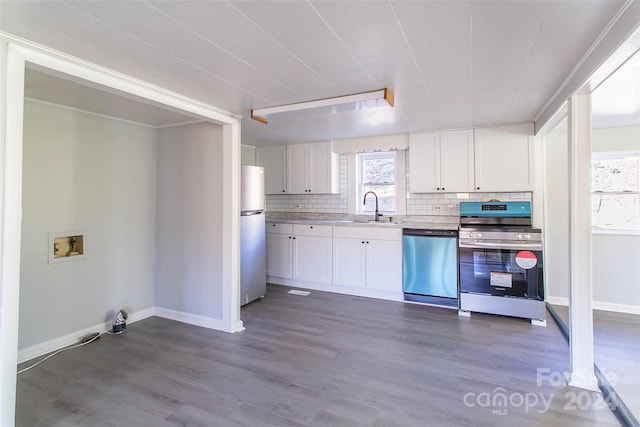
[363,191,383,222]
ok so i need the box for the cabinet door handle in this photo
[288,236,292,239]
[361,241,365,244]
[310,226,313,229]
[366,241,369,244]
[436,187,440,190]
[442,187,445,191]
[476,187,480,190]
[282,190,285,192]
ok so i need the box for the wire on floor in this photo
[16,331,114,375]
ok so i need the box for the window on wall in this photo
[358,152,396,214]
[592,151,640,231]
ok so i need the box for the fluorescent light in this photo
[251,88,394,124]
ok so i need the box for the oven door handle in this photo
[459,241,543,251]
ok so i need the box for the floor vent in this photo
[288,289,310,296]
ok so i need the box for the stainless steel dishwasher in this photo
[402,229,458,308]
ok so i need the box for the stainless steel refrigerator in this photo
[240,165,266,306]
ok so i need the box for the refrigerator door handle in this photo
[241,209,264,217]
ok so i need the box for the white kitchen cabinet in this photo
[332,236,366,287]
[287,142,338,194]
[291,224,333,283]
[266,223,293,278]
[365,239,402,292]
[474,123,534,192]
[256,146,287,194]
[333,227,402,293]
[266,223,332,284]
[410,129,474,193]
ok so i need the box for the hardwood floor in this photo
[17,285,620,426]
[552,304,640,422]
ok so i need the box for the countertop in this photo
[265,216,460,231]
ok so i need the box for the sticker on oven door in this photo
[515,251,538,269]
[490,272,512,288]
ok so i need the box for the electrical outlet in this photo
[295,204,302,209]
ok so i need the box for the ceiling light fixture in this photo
[250,88,394,124]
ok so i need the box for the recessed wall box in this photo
[48,232,86,264]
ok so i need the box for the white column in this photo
[222,121,244,333]
[567,93,599,391]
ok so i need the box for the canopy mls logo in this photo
[462,387,553,416]
[462,367,621,416]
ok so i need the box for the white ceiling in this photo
[0,0,634,145]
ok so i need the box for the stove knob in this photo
[477,233,483,238]
[468,232,474,238]
[516,233,523,239]
[525,234,532,240]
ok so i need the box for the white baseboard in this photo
[268,277,405,303]
[546,296,640,315]
[546,296,568,306]
[18,307,155,364]
[593,301,640,315]
[154,307,225,331]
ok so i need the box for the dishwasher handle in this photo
[402,228,458,237]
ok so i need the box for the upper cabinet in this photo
[257,142,338,195]
[287,142,338,194]
[409,129,475,193]
[474,123,534,192]
[410,123,533,193]
[256,145,287,194]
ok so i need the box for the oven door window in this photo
[460,247,543,299]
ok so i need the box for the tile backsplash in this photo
[265,151,532,215]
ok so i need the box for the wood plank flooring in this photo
[552,304,640,421]
[17,285,620,426]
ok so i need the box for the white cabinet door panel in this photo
[365,239,402,292]
[292,235,332,283]
[474,123,533,192]
[440,129,474,192]
[409,132,440,193]
[256,146,287,194]
[266,233,292,278]
[309,142,328,193]
[333,237,366,287]
[287,144,307,194]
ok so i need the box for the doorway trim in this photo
[0,35,243,425]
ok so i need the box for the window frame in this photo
[347,150,406,217]
[357,151,396,214]
[591,150,640,234]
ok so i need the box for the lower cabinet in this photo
[365,239,402,292]
[266,223,293,278]
[333,227,402,293]
[266,223,332,284]
[291,225,332,283]
[267,223,402,298]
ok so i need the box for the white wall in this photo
[592,125,640,152]
[241,144,256,165]
[544,124,640,313]
[593,234,640,308]
[156,122,225,321]
[19,100,157,349]
[542,126,570,301]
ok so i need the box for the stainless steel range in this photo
[458,201,545,324]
